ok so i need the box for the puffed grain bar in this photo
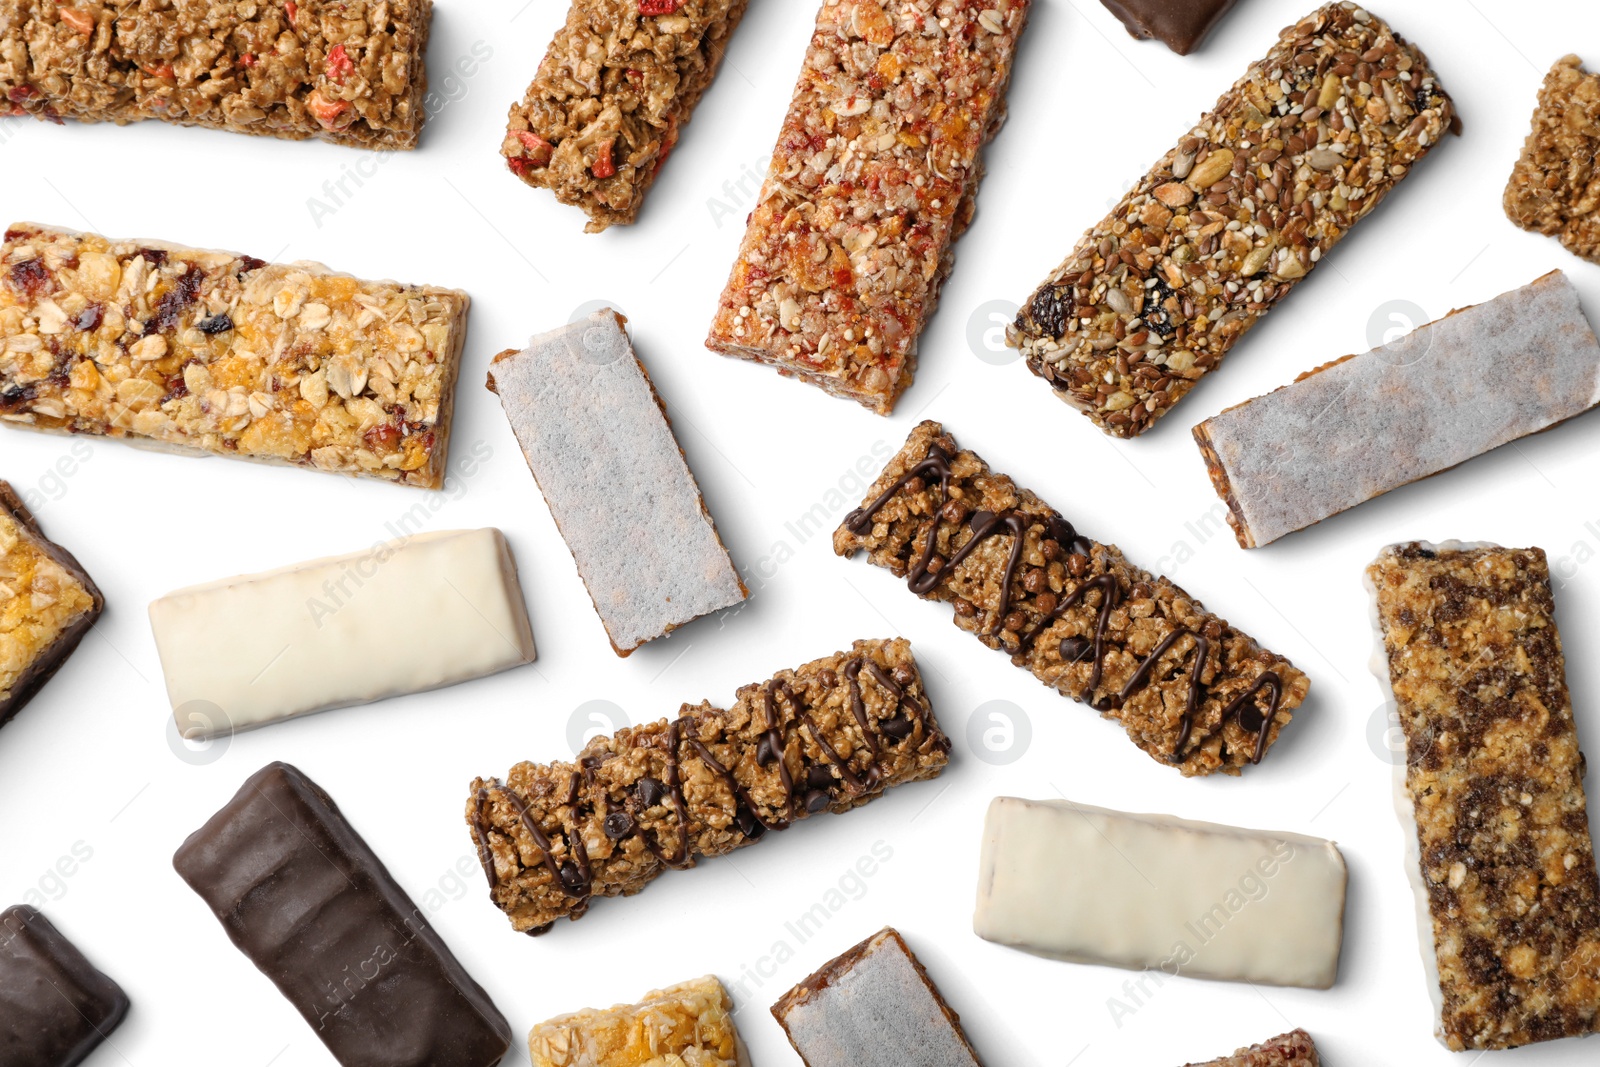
[1368,542,1600,1050]
[467,638,950,935]
[504,0,751,233]
[0,223,467,489]
[528,975,749,1067]
[0,0,433,149]
[1504,55,1600,264]
[834,421,1308,777]
[1010,3,1456,438]
[0,480,102,729]
[1194,271,1600,548]
[1188,1030,1320,1067]
[705,0,1030,415]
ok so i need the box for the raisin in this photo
[195,313,233,334]
[0,383,37,412]
[7,259,51,299]
[1027,285,1071,338]
[1142,278,1180,339]
[237,256,266,275]
[147,266,202,333]
[137,247,168,267]
[74,302,103,332]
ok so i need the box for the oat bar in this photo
[1194,271,1600,548]
[527,975,748,1067]
[1101,0,1238,56]
[0,905,129,1067]
[0,480,102,729]
[488,310,745,655]
[834,421,1308,776]
[1368,542,1600,1050]
[0,224,467,489]
[467,638,949,934]
[771,927,984,1067]
[1187,1030,1319,1067]
[1504,55,1600,263]
[0,0,432,149]
[1010,3,1456,438]
[973,797,1348,988]
[705,0,1030,414]
[504,0,751,233]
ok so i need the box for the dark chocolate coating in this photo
[173,763,512,1067]
[0,905,129,1067]
[0,481,104,730]
[1100,0,1239,55]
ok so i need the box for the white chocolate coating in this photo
[973,797,1347,988]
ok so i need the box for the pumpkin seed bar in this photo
[705,0,1030,415]
[1010,2,1456,438]
[0,480,102,730]
[0,223,467,489]
[527,975,748,1067]
[0,0,433,149]
[1504,55,1600,264]
[834,421,1308,776]
[467,638,950,935]
[1187,1030,1319,1067]
[503,0,752,233]
[1368,542,1600,1050]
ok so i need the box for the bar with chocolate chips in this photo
[834,421,1307,777]
[1369,542,1600,1050]
[772,927,984,1067]
[1100,0,1238,55]
[467,638,949,935]
[174,762,514,1067]
[0,480,102,730]
[1188,1030,1320,1067]
[1010,3,1455,437]
[0,905,129,1067]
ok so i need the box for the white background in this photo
[5,0,1600,1064]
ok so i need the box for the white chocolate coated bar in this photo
[973,797,1346,988]
[150,529,535,738]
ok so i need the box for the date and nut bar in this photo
[1369,542,1600,1050]
[467,638,950,934]
[1010,3,1456,438]
[527,974,748,1067]
[0,223,467,489]
[504,0,752,233]
[0,480,102,730]
[1504,55,1600,264]
[834,421,1308,776]
[1187,1031,1319,1067]
[0,0,433,149]
[705,0,1030,414]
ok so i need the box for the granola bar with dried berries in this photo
[1187,1030,1319,1067]
[1369,542,1600,1051]
[0,0,433,148]
[504,0,751,233]
[0,224,467,490]
[527,975,748,1067]
[834,421,1308,777]
[1504,55,1600,264]
[466,638,949,934]
[1010,2,1456,438]
[705,0,1030,415]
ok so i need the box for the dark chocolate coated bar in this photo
[1101,0,1238,55]
[0,905,129,1067]
[173,762,512,1067]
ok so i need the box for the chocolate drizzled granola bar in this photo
[0,0,433,148]
[468,638,949,934]
[0,224,467,489]
[705,0,1030,414]
[1504,55,1600,264]
[1010,3,1455,438]
[1369,543,1600,1050]
[834,422,1307,776]
[1188,1030,1319,1067]
[503,0,751,233]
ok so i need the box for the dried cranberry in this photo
[196,313,233,334]
[137,247,168,267]
[8,259,51,299]
[590,139,616,179]
[7,84,37,104]
[363,424,402,451]
[147,265,201,332]
[73,302,103,332]
[638,0,683,13]
[324,43,353,82]
[3,227,34,242]
[0,383,37,412]
[237,256,266,274]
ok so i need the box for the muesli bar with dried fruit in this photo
[1368,542,1600,1051]
[0,0,433,149]
[0,223,467,489]
[705,0,1031,414]
[467,638,950,934]
[834,421,1308,777]
[504,0,752,233]
[1504,55,1600,264]
[1010,2,1456,438]
[527,975,748,1067]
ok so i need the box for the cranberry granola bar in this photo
[1010,3,1456,438]
[503,0,751,233]
[0,0,433,148]
[1504,55,1600,264]
[834,421,1308,776]
[1186,1030,1319,1067]
[0,223,467,489]
[467,638,949,934]
[705,0,1030,414]
[1369,542,1600,1050]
